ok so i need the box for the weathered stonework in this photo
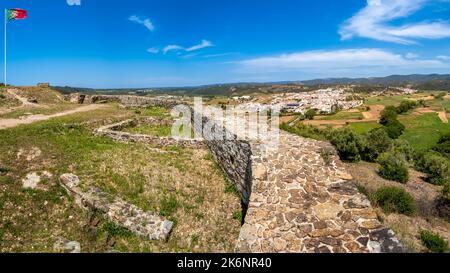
[66,93,180,108]
[192,113,404,253]
[60,174,173,241]
[94,117,205,149]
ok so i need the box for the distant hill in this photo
[299,74,450,89]
[52,74,450,97]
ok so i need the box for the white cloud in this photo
[163,45,185,54]
[129,15,155,32]
[339,0,450,44]
[437,55,450,60]
[67,0,81,5]
[186,40,214,52]
[405,52,419,59]
[147,47,160,54]
[238,48,447,72]
[162,40,214,55]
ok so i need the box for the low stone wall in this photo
[66,93,180,108]
[60,174,173,241]
[94,118,205,149]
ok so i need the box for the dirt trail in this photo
[0,88,43,115]
[0,104,106,130]
[438,111,449,123]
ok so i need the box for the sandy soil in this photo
[362,105,384,121]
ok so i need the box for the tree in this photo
[380,106,398,126]
[397,100,418,114]
[304,109,317,120]
[363,128,393,162]
[329,128,365,162]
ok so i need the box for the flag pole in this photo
[4,9,6,88]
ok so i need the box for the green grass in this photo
[139,107,171,118]
[399,113,450,151]
[320,111,364,121]
[0,105,241,252]
[348,121,382,134]
[365,96,411,107]
[122,124,172,137]
[424,98,450,111]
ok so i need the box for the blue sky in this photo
[2,0,450,88]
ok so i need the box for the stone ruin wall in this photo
[66,93,179,108]
[192,113,253,208]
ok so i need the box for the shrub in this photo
[415,152,450,185]
[380,106,399,126]
[433,134,450,159]
[363,128,393,162]
[328,128,365,162]
[304,109,317,120]
[392,139,415,163]
[420,230,449,253]
[397,100,418,114]
[384,120,405,139]
[377,152,409,183]
[374,186,415,215]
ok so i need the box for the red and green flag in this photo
[6,9,28,22]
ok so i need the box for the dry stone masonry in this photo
[94,117,205,149]
[60,174,173,241]
[193,112,404,253]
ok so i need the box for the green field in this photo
[320,111,364,121]
[348,121,382,134]
[364,96,412,107]
[399,113,450,151]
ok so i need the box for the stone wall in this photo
[94,118,205,149]
[60,174,173,241]
[66,93,180,108]
[192,114,253,207]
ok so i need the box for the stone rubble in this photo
[59,173,173,241]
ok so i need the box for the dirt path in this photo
[438,111,449,123]
[0,104,106,130]
[0,88,43,115]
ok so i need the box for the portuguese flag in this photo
[6,9,28,21]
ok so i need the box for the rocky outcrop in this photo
[60,174,173,241]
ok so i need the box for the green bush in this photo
[397,100,418,114]
[384,120,405,139]
[328,128,365,162]
[420,230,449,253]
[304,109,317,120]
[392,139,415,163]
[433,134,450,159]
[363,128,393,162]
[415,152,450,185]
[377,152,409,183]
[380,106,399,126]
[374,186,415,215]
